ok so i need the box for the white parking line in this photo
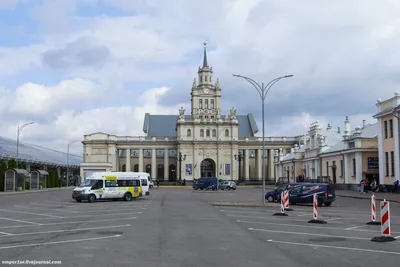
[0,235,122,250]
[266,240,400,255]
[14,205,79,213]
[43,207,145,216]
[395,236,400,239]
[0,224,131,238]
[325,217,341,221]
[345,225,368,230]
[249,228,370,240]
[0,217,43,225]
[0,209,63,218]
[26,212,142,221]
[0,231,11,236]
[0,217,137,229]
[236,219,400,234]
[226,214,344,224]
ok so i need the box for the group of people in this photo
[360,178,399,193]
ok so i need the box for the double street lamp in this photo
[233,74,293,205]
[177,152,186,183]
[234,151,244,181]
[67,140,80,186]
[16,122,34,169]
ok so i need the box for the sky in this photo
[0,0,399,156]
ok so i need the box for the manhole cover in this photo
[96,231,123,235]
[309,237,346,242]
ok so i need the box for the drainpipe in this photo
[292,159,295,182]
[339,150,345,189]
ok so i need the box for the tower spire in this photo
[202,41,208,67]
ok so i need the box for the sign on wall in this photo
[186,164,192,175]
[367,157,379,169]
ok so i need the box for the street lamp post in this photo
[16,122,34,169]
[234,151,244,181]
[67,140,80,186]
[233,74,293,205]
[177,152,186,184]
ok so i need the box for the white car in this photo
[149,180,154,188]
[219,181,237,190]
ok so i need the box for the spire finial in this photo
[202,41,208,68]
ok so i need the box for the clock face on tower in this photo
[203,88,209,94]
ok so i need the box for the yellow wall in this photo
[321,155,343,179]
[361,139,378,149]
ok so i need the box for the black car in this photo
[288,183,336,207]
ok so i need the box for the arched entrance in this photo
[169,164,176,182]
[201,158,216,177]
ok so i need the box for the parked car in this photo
[265,183,304,202]
[219,180,237,190]
[288,183,336,207]
[193,177,218,190]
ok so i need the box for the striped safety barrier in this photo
[283,190,293,211]
[371,200,396,242]
[367,194,381,225]
[308,193,326,224]
[273,192,288,216]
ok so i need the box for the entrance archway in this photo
[201,158,216,177]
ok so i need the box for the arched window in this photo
[200,129,204,137]
[187,129,191,137]
[199,99,202,109]
[122,164,126,172]
[205,99,208,109]
[146,164,151,174]
[212,129,216,137]
[225,129,229,137]
[134,164,139,172]
[206,129,210,137]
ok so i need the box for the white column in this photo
[164,148,169,180]
[256,149,262,179]
[344,154,350,184]
[126,149,131,172]
[314,160,319,179]
[244,149,250,179]
[355,151,362,184]
[377,118,384,184]
[193,147,198,180]
[151,148,157,180]
[393,116,400,179]
[268,149,275,179]
[138,149,143,172]
[231,146,236,180]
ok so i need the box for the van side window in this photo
[105,180,117,187]
[141,179,148,186]
[92,180,103,189]
[118,180,127,187]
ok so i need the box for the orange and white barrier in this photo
[273,191,288,216]
[308,193,326,224]
[367,194,381,225]
[381,200,391,236]
[371,200,396,242]
[284,190,289,209]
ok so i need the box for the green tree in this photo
[0,161,7,191]
[8,159,17,169]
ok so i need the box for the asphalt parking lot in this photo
[0,188,399,267]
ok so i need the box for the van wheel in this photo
[124,193,132,201]
[87,194,96,203]
[76,199,82,202]
[324,202,332,207]
[267,196,274,202]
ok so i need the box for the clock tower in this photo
[191,42,222,120]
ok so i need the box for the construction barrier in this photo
[308,193,326,224]
[283,190,293,211]
[371,200,396,242]
[273,192,288,216]
[366,194,381,225]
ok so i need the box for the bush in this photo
[25,181,30,190]
[0,161,7,191]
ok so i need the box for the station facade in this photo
[80,46,297,182]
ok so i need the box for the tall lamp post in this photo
[67,140,80,186]
[234,151,243,181]
[16,122,34,169]
[177,152,186,184]
[233,74,293,205]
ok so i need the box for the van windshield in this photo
[81,179,99,187]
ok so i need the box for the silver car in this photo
[219,181,237,190]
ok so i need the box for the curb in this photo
[336,194,400,203]
[0,187,74,196]
[212,202,279,207]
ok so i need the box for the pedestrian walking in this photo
[58,178,62,190]
[157,180,160,188]
[393,179,399,193]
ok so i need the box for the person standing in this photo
[393,179,399,193]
